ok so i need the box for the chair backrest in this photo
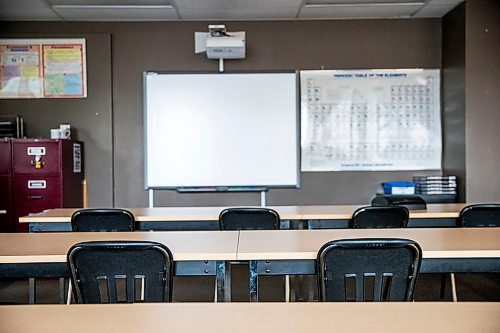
[71,208,135,232]
[352,206,409,229]
[317,238,422,302]
[459,204,500,227]
[219,207,280,230]
[67,241,173,303]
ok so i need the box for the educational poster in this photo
[0,39,86,98]
[301,69,441,171]
[0,44,41,98]
[43,43,85,97]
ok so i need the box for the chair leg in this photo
[285,275,290,302]
[214,277,217,302]
[440,273,458,301]
[290,275,296,302]
[66,280,72,305]
[450,273,458,302]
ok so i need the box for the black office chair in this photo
[444,204,500,301]
[317,238,422,302]
[219,207,280,230]
[219,207,281,301]
[352,206,409,229]
[67,241,173,304]
[65,209,136,303]
[458,204,500,227]
[71,208,135,232]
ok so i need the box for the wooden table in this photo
[1,302,500,333]
[3,228,500,303]
[19,206,302,231]
[301,203,467,228]
[237,228,500,301]
[19,203,471,232]
[0,231,238,303]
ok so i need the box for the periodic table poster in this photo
[300,69,441,171]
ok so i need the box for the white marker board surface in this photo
[144,72,299,189]
[301,69,441,171]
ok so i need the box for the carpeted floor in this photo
[1,265,500,304]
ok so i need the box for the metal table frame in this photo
[247,257,500,302]
[29,218,453,232]
[0,260,231,304]
[307,218,457,229]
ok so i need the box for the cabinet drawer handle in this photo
[28,195,43,200]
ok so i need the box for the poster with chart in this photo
[301,69,441,171]
[0,39,86,98]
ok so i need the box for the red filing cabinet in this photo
[0,138,13,232]
[12,138,84,232]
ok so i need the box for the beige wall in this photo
[2,14,492,207]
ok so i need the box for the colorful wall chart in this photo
[301,69,441,171]
[0,39,86,98]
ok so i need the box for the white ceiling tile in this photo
[0,7,61,20]
[51,6,179,21]
[0,0,52,8]
[413,4,459,18]
[299,4,423,20]
[48,0,172,5]
[175,0,302,10]
[179,7,300,20]
[428,0,464,4]
[0,0,465,21]
[306,0,422,4]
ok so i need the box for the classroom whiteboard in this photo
[144,72,299,189]
[301,69,441,171]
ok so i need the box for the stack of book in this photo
[0,115,24,138]
[413,176,457,196]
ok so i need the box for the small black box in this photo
[371,195,427,210]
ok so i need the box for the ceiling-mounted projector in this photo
[195,25,246,59]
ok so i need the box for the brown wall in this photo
[1,19,445,207]
[0,32,113,207]
[442,3,466,202]
[464,0,500,201]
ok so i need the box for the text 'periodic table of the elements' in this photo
[300,69,441,171]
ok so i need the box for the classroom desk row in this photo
[20,203,470,231]
[1,228,500,302]
[1,302,500,333]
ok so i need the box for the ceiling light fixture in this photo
[303,1,424,8]
[51,5,173,9]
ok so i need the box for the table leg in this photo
[249,260,258,302]
[59,278,65,304]
[28,278,36,304]
[216,261,231,302]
